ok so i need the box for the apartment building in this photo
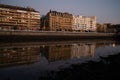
[43,10,73,31]
[0,4,40,30]
[73,15,96,32]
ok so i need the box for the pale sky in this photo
[0,0,120,24]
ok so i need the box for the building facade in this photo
[96,23,107,32]
[73,15,96,32]
[0,4,40,30]
[43,10,73,31]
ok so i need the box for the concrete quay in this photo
[0,30,119,41]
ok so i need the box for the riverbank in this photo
[40,52,120,80]
[0,31,119,41]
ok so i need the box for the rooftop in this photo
[0,4,38,12]
[49,10,72,16]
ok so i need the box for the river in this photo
[0,39,120,80]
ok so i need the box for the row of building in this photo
[0,4,99,32]
[41,11,96,32]
[97,23,120,33]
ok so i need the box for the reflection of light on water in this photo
[27,47,31,50]
[22,48,25,50]
[112,43,115,47]
[11,50,16,53]
[42,45,45,48]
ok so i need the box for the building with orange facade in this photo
[0,4,40,30]
[43,10,73,31]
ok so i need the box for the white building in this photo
[72,15,96,32]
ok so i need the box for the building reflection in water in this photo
[0,40,117,67]
[40,42,95,62]
[0,47,40,67]
[71,43,95,59]
[40,45,71,62]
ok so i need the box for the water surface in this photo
[0,39,120,80]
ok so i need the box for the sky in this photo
[0,0,120,24]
